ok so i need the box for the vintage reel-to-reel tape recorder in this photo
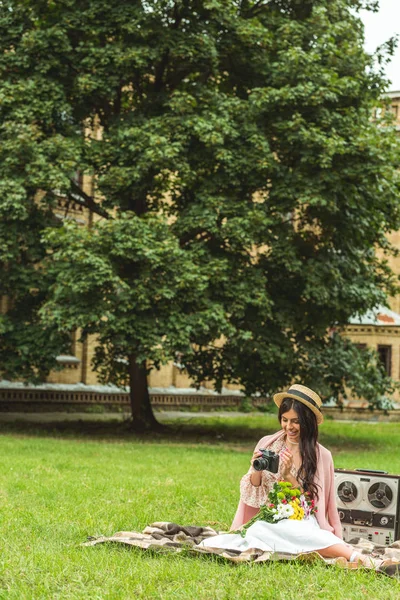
[334,469,400,545]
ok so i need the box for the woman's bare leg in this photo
[318,544,379,568]
[318,544,353,560]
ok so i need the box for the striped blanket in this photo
[84,522,400,578]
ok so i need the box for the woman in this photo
[200,384,375,567]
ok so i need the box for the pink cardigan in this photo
[231,430,342,538]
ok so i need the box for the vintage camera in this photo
[253,449,280,473]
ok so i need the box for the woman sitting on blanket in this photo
[201,384,376,567]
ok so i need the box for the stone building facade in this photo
[344,90,400,401]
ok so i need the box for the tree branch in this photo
[154,4,182,93]
[67,179,111,220]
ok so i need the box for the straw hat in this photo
[273,384,324,425]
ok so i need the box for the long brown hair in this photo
[278,398,320,499]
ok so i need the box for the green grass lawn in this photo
[0,414,399,599]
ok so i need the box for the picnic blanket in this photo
[83,522,400,578]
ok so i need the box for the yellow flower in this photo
[288,502,305,520]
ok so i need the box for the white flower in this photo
[276,503,294,519]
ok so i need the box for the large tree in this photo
[1,0,400,428]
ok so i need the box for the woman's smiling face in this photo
[281,407,300,443]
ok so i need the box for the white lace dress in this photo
[199,515,342,555]
[200,437,343,555]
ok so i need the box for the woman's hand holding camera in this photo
[249,449,263,487]
[250,449,262,467]
[249,447,299,488]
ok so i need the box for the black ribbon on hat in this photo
[287,388,322,413]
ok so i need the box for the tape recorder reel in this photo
[334,469,400,546]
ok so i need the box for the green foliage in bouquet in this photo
[238,481,317,537]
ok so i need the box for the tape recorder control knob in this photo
[339,511,345,520]
[380,516,389,526]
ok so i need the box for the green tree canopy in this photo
[1,0,399,428]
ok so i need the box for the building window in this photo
[356,343,367,351]
[391,104,399,119]
[377,345,392,376]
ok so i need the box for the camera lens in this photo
[253,458,268,471]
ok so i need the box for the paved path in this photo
[0,411,383,425]
[0,411,254,423]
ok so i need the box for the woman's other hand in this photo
[279,448,294,479]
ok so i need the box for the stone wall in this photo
[0,386,261,412]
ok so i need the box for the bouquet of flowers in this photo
[239,480,317,537]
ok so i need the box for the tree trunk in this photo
[128,354,162,431]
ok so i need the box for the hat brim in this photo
[273,392,324,425]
